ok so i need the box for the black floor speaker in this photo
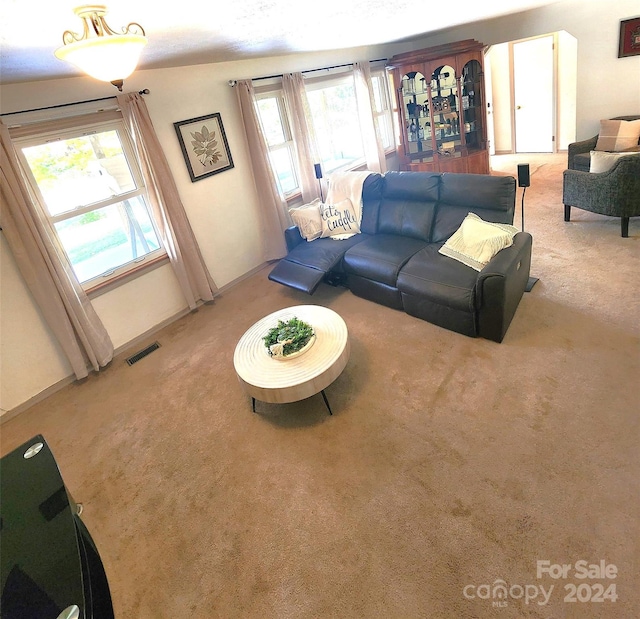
[517,163,530,187]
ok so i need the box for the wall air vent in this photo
[126,342,160,366]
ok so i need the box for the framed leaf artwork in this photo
[173,112,234,182]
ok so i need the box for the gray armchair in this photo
[563,115,640,237]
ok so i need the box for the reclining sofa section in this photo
[268,171,532,343]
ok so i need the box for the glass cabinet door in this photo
[388,40,489,174]
[430,64,461,160]
[461,60,483,151]
[401,70,433,161]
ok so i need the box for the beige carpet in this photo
[2,155,638,618]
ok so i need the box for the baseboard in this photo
[1,262,273,423]
[1,305,199,425]
[113,305,199,359]
[0,375,77,424]
[215,261,273,295]
[114,261,273,356]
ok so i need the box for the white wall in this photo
[0,241,73,403]
[486,43,512,153]
[2,0,639,415]
[557,30,578,150]
[403,0,640,139]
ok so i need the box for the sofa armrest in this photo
[476,232,533,342]
[567,136,597,170]
[284,226,304,252]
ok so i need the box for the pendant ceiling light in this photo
[55,5,147,91]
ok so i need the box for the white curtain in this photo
[235,63,388,234]
[235,80,288,261]
[354,62,387,174]
[282,73,322,204]
[117,93,218,309]
[0,120,114,379]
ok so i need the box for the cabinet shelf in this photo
[388,39,489,174]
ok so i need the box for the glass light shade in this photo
[55,34,147,82]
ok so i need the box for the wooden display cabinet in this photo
[387,39,490,175]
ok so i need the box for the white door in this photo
[513,35,554,153]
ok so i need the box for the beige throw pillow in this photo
[589,150,640,173]
[595,119,640,152]
[439,212,519,272]
[320,199,361,239]
[289,199,323,242]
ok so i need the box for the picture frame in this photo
[173,112,234,182]
[618,17,640,58]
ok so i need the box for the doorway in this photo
[513,35,554,152]
[485,32,577,155]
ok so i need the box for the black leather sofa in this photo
[268,171,532,342]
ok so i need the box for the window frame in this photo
[254,87,301,199]
[254,65,396,203]
[304,70,368,175]
[369,68,396,153]
[14,116,167,294]
[384,68,402,149]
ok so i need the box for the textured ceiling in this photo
[0,0,562,84]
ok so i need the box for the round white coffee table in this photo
[233,305,350,415]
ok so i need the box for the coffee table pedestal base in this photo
[251,389,333,415]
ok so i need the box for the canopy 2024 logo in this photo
[463,559,618,609]
[538,560,618,604]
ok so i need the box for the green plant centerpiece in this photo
[263,316,315,359]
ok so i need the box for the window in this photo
[305,74,365,174]
[254,66,395,199]
[255,91,299,197]
[370,70,395,151]
[385,69,401,148]
[17,118,164,290]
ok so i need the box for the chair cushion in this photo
[377,199,437,242]
[343,234,427,287]
[382,170,440,202]
[433,174,516,241]
[268,233,370,294]
[397,244,479,313]
[438,212,518,271]
[320,199,361,239]
[289,199,323,241]
[284,233,370,272]
[377,171,440,241]
[595,119,640,152]
[360,173,384,235]
[268,260,326,295]
[589,150,640,173]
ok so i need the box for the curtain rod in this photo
[231,58,387,85]
[0,89,150,117]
